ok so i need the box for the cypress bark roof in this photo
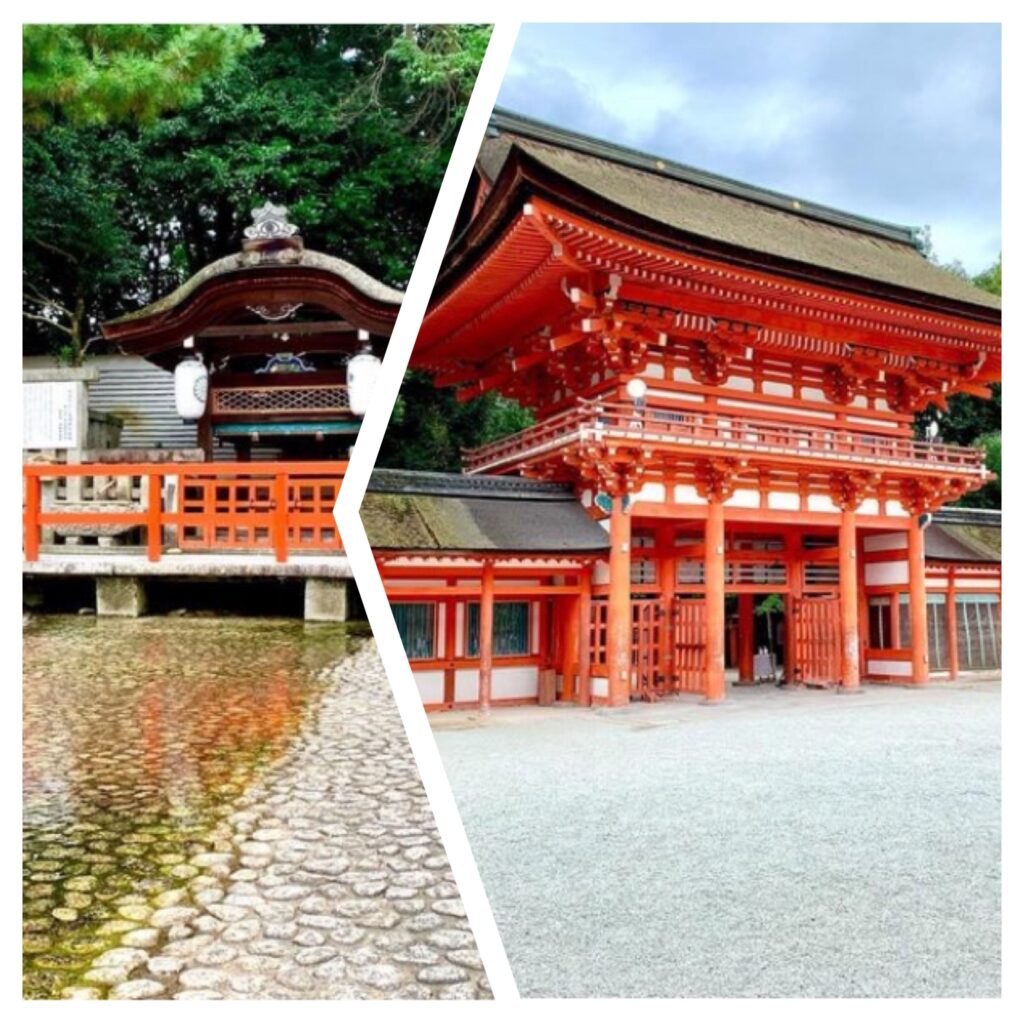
[105,249,404,328]
[927,507,1000,562]
[478,110,999,315]
[363,470,610,553]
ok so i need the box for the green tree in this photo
[377,373,533,472]
[23,24,260,128]
[23,25,491,362]
[917,253,1002,508]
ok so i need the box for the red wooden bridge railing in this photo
[22,460,346,564]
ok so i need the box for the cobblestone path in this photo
[59,639,488,1000]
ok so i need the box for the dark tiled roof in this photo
[927,507,1000,562]
[482,109,1000,313]
[362,470,610,553]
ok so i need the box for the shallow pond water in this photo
[23,614,367,999]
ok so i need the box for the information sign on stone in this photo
[23,381,82,449]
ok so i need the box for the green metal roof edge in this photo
[489,107,924,249]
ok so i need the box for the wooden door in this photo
[631,599,664,699]
[671,598,707,694]
[791,596,841,685]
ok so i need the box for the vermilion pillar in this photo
[838,507,860,689]
[561,594,580,701]
[606,494,632,706]
[704,499,727,702]
[577,570,592,706]
[907,518,929,683]
[946,568,959,681]
[479,561,495,712]
[657,524,676,689]
[737,592,755,683]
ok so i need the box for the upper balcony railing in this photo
[23,460,346,564]
[462,399,987,479]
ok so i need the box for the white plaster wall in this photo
[808,494,840,513]
[802,387,827,403]
[594,560,610,585]
[674,484,706,505]
[724,488,760,509]
[454,670,479,704]
[956,578,1002,589]
[885,501,910,517]
[591,676,609,698]
[644,361,665,379]
[762,380,793,398]
[455,603,465,657]
[649,388,701,404]
[492,666,539,701]
[867,659,912,677]
[863,532,908,553]
[633,482,666,503]
[414,670,445,704]
[865,560,909,586]
[720,398,830,420]
[768,491,800,511]
[672,367,694,384]
[726,375,754,392]
[859,498,881,516]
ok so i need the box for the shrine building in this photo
[23,204,395,618]
[369,110,1002,709]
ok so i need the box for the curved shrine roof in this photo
[468,110,999,316]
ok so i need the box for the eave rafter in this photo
[419,197,999,416]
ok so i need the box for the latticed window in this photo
[631,559,657,584]
[868,596,891,649]
[896,594,950,668]
[467,601,530,657]
[393,603,436,661]
[953,594,1001,670]
[676,560,704,585]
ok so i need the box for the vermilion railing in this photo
[22,461,346,564]
[463,399,988,477]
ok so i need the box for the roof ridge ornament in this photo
[244,202,299,240]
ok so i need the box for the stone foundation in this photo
[303,578,348,622]
[96,577,148,617]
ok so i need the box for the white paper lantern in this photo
[347,350,382,417]
[174,357,208,420]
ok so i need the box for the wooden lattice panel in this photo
[211,383,350,417]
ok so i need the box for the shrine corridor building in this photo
[368,110,1002,711]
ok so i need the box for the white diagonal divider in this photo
[334,21,523,1003]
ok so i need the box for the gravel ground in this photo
[66,640,488,1000]
[433,681,1001,998]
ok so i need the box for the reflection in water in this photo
[23,615,365,999]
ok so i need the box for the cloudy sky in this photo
[498,23,1000,274]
